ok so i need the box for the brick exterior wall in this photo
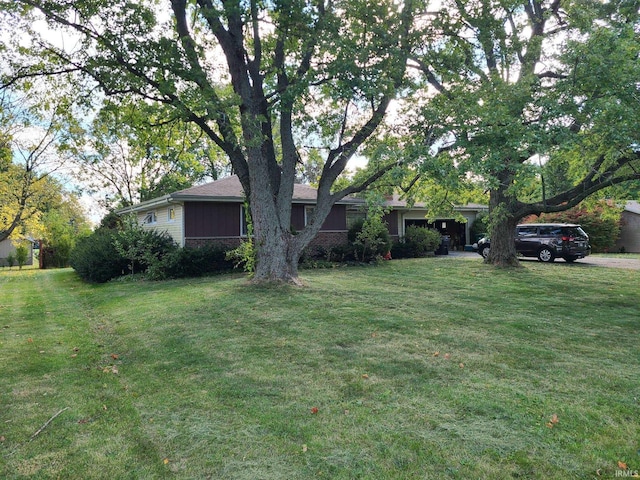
[307,231,349,251]
[185,238,242,249]
[185,231,349,254]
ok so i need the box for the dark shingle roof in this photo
[380,193,487,211]
[173,175,322,202]
[118,175,363,214]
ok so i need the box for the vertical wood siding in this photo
[383,210,399,235]
[184,202,241,237]
[322,204,347,230]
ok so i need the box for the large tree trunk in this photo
[244,158,307,285]
[252,228,303,285]
[486,173,521,267]
[249,180,300,284]
[486,210,520,267]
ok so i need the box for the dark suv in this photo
[475,223,591,263]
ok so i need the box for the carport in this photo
[404,218,467,250]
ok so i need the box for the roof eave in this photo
[116,195,175,215]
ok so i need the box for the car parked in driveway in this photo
[475,223,591,263]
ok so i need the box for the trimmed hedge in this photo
[69,229,128,283]
[146,243,235,280]
[70,226,236,283]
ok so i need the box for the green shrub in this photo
[146,243,234,280]
[69,229,128,283]
[347,218,365,244]
[225,240,256,275]
[348,217,391,262]
[299,258,337,269]
[225,202,256,275]
[392,227,441,258]
[70,225,179,283]
[328,243,356,262]
[390,240,413,259]
[405,226,441,256]
[5,252,16,269]
[532,204,621,253]
[14,243,29,269]
[470,212,489,243]
[114,217,178,275]
[300,246,329,263]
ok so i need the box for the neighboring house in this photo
[615,201,640,253]
[0,238,34,267]
[119,175,489,252]
[117,175,364,251]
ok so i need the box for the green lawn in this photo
[594,253,640,260]
[1,259,638,479]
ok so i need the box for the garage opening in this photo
[404,219,467,251]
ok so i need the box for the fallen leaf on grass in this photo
[27,338,33,343]
[111,353,119,360]
[546,414,559,428]
[433,351,440,357]
[618,461,628,469]
[0,436,5,442]
[310,407,318,414]
[444,353,451,360]
[163,458,170,465]
[459,363,465,369]
[361,374,369,379]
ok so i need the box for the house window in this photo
[304,206,315,226]
[346,209,366,229]
[168,207,176,221]
[143,211,157,225]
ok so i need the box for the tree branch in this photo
[30,407,69,441]
[516,152,640,218]
[1,67,82,90]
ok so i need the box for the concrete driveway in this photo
[447,251,640,270]
[566,255,640,270]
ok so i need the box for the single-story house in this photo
[118,175,488,251]
[615,200,640,253]
[117,176,364,251]
[0,238,34,267]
